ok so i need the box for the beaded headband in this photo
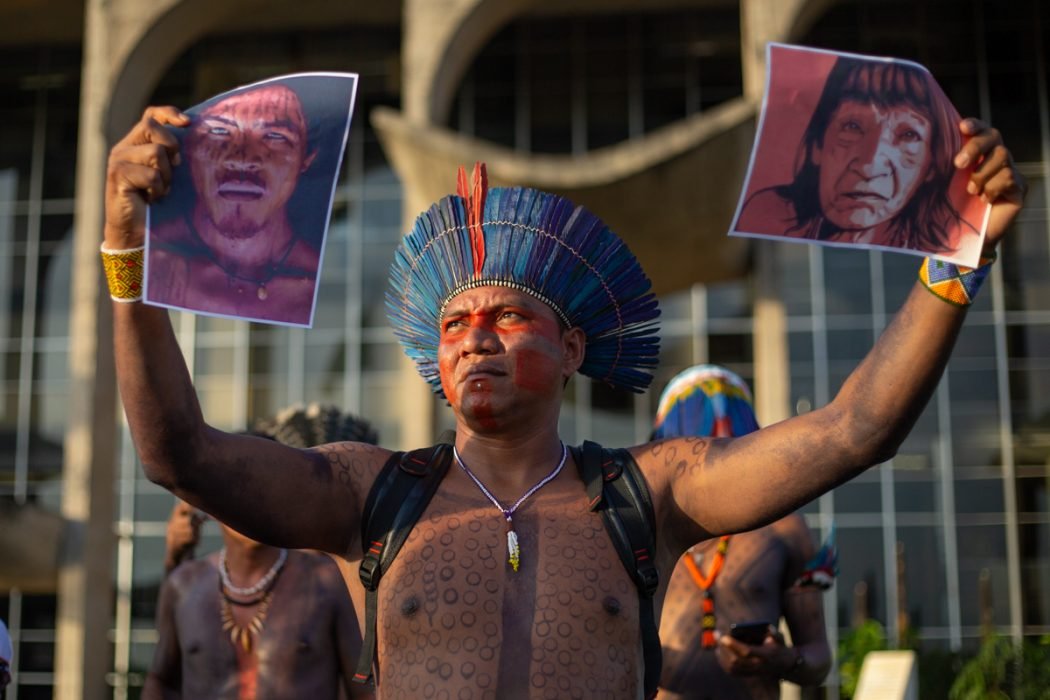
[386,163,661,397]
[652,364,759,439]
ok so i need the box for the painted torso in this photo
[371,466,642,700]
[657,524,793,700]
[164,550,356,699]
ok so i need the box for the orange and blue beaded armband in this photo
[100,243,144,302]
[918,251,997,307]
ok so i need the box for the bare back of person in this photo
[149,549,363,700]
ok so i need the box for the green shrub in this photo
[837,620,888,699]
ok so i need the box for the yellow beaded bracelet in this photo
[100,244,145,302]
[918,251,997,307]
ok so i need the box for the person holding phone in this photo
[653,366,834,699]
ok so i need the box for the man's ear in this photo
[301,149,318,172]
[562,327,586,379]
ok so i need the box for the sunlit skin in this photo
[815,100,933,236]
[145,517,369,699]
[106,103,1025,697]
[438,287,584,439]
[656,412,831,699]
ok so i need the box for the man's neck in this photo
[452,426,568,497]
[221,539,283,584]
[191,208,297,278]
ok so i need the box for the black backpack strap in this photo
[352,443,453,685]
[573,440,662,700]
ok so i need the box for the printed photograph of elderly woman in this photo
[732,44,988,267]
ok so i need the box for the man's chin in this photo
[827,213,887,231]
[212,214,266,240]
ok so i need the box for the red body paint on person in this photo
[437,287,579,432]
[513,348,561,395]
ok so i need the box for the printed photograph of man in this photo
[144,72,357,326]
[731,44,988,267]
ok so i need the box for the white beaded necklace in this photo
[453,443,567,572]
[219,547,288,597]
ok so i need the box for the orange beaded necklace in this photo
[682,535,731,648]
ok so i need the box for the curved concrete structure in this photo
[373,98,756,295]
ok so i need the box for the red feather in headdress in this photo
[456,162,488,278]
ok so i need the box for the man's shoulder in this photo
[768,512,817,556]
[166,556,218,593]
[288,548,338,573]
[627,437,709,479]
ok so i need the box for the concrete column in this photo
[752,241,790,428]
[55,0,118,696]
[739,0,816,102]
[57,0,194,696]
[402,0,533,125]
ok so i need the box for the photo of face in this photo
[145,72,359,328]
[729,44,988,268]
[188,85,316,240]
[815,100,933,231]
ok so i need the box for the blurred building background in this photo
[0,0,1047,698]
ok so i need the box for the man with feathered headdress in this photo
[103,101,1022,699]
[652,366,832,699]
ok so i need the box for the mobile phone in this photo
[729,620,772,645]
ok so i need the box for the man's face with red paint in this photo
[187,84,315,239]
[438,287,583,430]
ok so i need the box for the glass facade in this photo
[0,43,81,700]
[0,1,1048,698]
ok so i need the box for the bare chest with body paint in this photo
[657,526,791,700]
[373,482,642,700]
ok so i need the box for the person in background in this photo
[653,366,834,699]
[144,403,377,700]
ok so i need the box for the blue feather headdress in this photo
[386,163,660,397]
[652,364,759,439]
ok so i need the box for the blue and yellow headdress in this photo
[386,163,660,397]
[654,364,839,588]
[652,364,758,439]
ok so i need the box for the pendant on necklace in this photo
[257,284,268,301]
[507,528,520,572]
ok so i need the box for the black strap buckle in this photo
[637,561,659,597]
[359,555,381,591]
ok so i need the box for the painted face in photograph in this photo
[188,84,314,239]
[814,99,933,232]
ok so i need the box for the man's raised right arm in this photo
[104,107,389,554]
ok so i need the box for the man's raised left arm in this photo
[639,118,1025,556]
